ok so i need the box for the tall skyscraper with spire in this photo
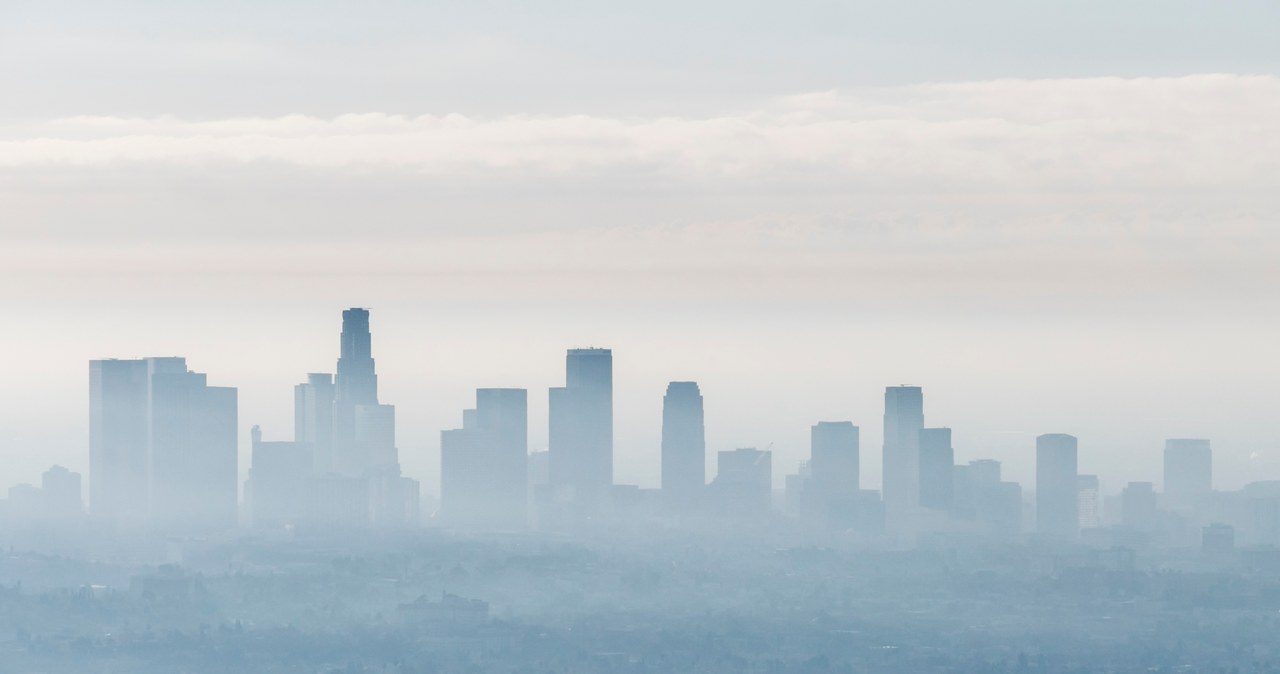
[283,308,418,529]
[326,307,403,479]
[883,386,924,530]
[333,308,381,476]
[336,308,378,407]
[661,381,705,506]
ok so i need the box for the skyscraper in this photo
[294,373,334,473]
[918,427,954,511]
[89,357,237,531]
[966,459,1019,535]
[968,459,1002,488]
[146,357,239,531]
[1121,481,1159,531]
[89,358,150,524]
[1077,474,1101,530]
[336,308,378,406]
[1164,438,1212,505]
[549,348,613,509]
[441,388,528,529]
[883,386,924,529]
[661,381,705,505]
[710,448,773,516]
[246,425,312,531]
[475,389,528,470]
[803,421,859,524]
[299,308,417,530]
[1036,433,1079,541]
[355,403,397,471]
[333,308,380,477]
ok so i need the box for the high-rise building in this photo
[661,381,705,505]
[918,427,954,511]
[246,426,312,531]
[90,357,238,531]
[146,358,239,531]
[710,448,773,515]
[88,358,150,524]
[1245,481,1280,546]
[806,421,860,524]
[41,465,83,522]
[966,459,1019,535]
[294,373,334,473]
[297,308,416,530]
[784,461,812,516]
[883,386,924,529]
[1164,439,1212,505]
[811,421,859,494]
[336,308,378,406]
[1121,481,1159,531]
[969,459,1002,488]
[333,308,380,476]
[1036,433,1079,541]
[1077,474,1101,530]
[440,388,529,529]
[355,403,397,471]
[549,348,613,509]
[475,388,529,515]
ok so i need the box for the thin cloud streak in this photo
[3,75,1278,192]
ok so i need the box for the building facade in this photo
[661,381,706,506]
[1036,433,1079,541]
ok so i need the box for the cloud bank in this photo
[4,74,1277,193]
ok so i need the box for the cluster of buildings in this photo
[0,465,83,528]
[783,393,1242,552]
[74,308,418,535]
[3,307,1278,553]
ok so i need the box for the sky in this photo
[1,0,1279,497]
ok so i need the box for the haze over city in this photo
[2,2,1280,672]
[4,2,1279,494]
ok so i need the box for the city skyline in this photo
[46,307,1258,553]
[29,306,1252,512]
[4,2,1278,671]
[5,3,1280,503]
